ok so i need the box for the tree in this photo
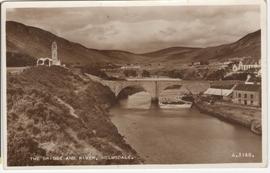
[123,70,137,77]
[206,69,225,80]
[142,70,150,77]
[168,70,183,79]
[81,64,109,79]
[7,52,36,67]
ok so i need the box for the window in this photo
[238,93,241,97]
[244,94,247,98]
[250,94,254,99]
[238,99,241,103]
[251,101,253,105]
[244,100,247,105]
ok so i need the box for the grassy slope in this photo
[7,66,140,166]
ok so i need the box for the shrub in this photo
[142,70,150,77]
[123,69,137,77]
[7,52,36,67]
[80,65,110,79]
[206,69,225,80]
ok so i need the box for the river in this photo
[110,91,262,164]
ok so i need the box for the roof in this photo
[204,88,233,96]
[246,76,261,83]
[234,84,260,92]
[210,84,235,89]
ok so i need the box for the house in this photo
[120,65,141,70]
[256,69,261,77]
[203,84,236,101]
[244,74,261,85]
[232,63,239,72]
[232,84,261,106]
[232,58,261,72]
[223,61,233,65]
[192,62,201,66]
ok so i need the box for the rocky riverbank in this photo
[194,100,262,135]
[7,66,141,166]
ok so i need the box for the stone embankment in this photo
[194,100,262,135]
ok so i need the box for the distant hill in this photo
[142,47,201,61]
[6,21,261,67]
[6,21,147,66]
[142,30,261,64]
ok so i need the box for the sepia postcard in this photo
[1,0,268,169]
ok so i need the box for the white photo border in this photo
[1,0,268,169]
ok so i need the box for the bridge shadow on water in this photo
[116,96,161,110]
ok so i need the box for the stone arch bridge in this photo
[85,74,210,101]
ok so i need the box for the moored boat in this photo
[159,99,193,109]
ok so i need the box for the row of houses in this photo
[232,58,261,72]
[216,58,260,72]
[190,57,261,77]
[203,77,261,107]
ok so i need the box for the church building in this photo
[37,41,61,66]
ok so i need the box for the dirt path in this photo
[55,97,79,118]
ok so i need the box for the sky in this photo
[7,5,260,53]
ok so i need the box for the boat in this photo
[159,99,193,109]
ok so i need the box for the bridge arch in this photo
[159,84,190,102]
[116,85,148,99]
[115,83,155,99]
[163,84,183,91]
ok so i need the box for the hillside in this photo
[142,47,201,61]
[7,66,141,166]
[6,21,261,67]
[6,21,147,66]
[100,49,148,64]
[142,30,261,64]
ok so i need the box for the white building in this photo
[120,65,141,70]
[232,58,261,72]
[37,41,61,67]
[51,41,61,66]
[203,84,236,101]
[36,57,52,66]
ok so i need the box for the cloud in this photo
[6,5,260,53]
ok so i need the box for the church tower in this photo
[51,41,61,65]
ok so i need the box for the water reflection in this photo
[119,91,152,109]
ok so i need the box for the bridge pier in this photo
[150,98,160,109]
[154,81,158,101]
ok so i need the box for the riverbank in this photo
[194,100,261,135]
[7,66,141,166]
